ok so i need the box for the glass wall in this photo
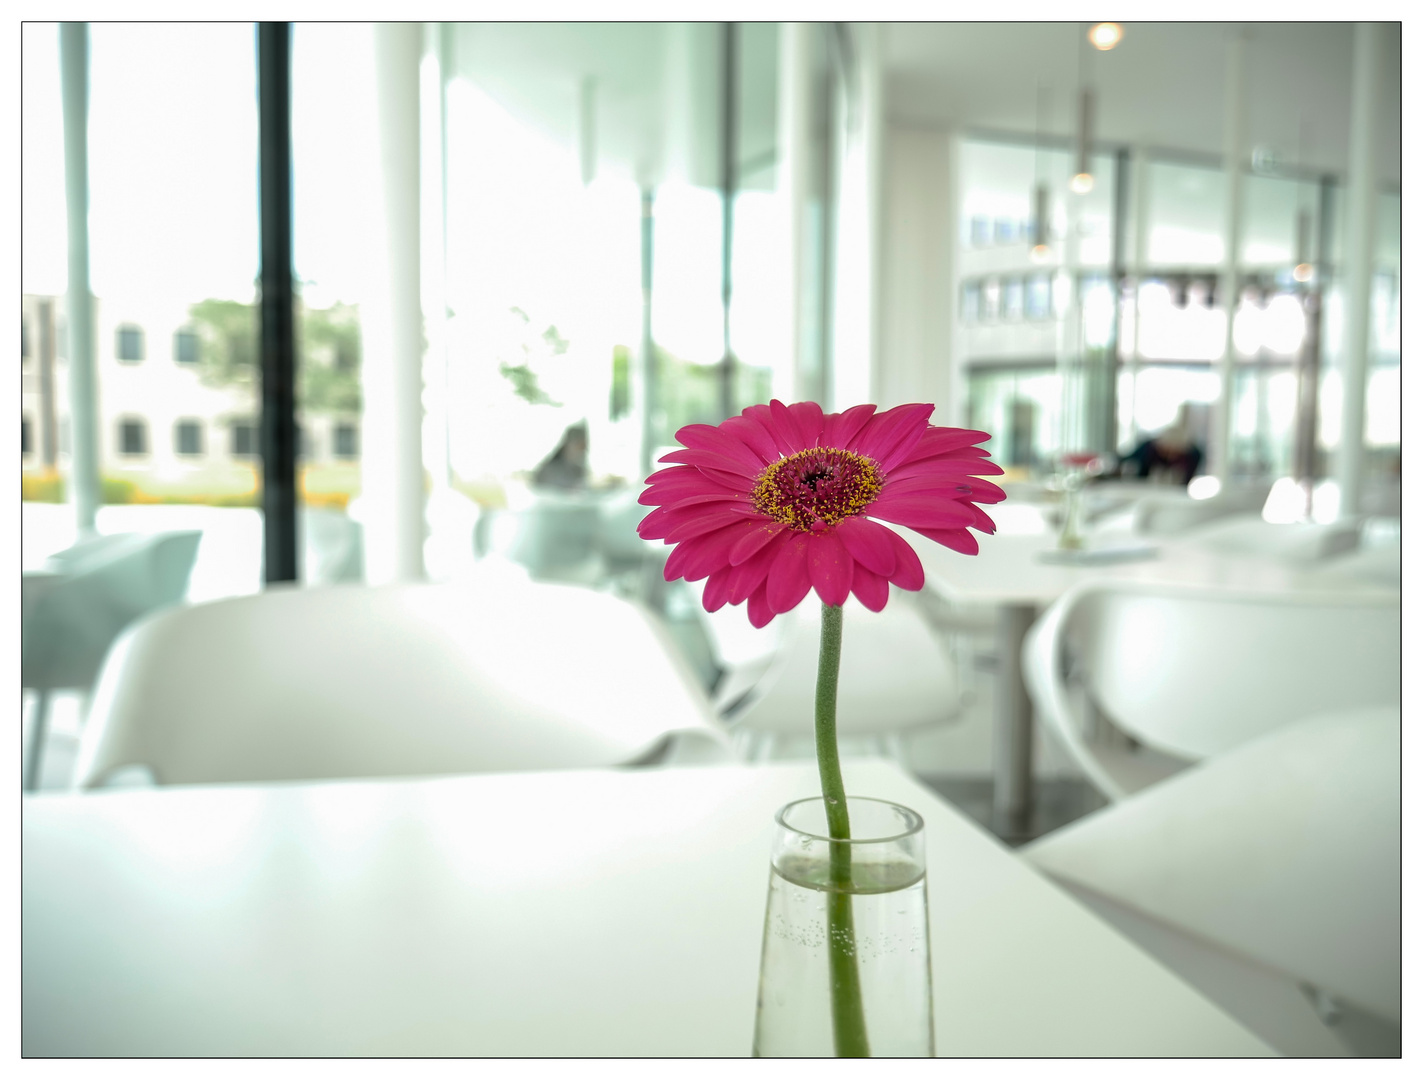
[955,131,1401,497]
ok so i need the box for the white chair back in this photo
[1024,580,1400,801]
[74,575,731,788]
[1133,485,1270,536]
[1182,514,1362,563]
[723,591,962,744]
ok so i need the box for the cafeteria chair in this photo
[1297,539,1401,590]
[1132,483,1271,536]
[73,573,733,789]
[1022,579,1400,803]
[1022,706,1401,1056]
[716,590,966,765]
[1179,514,1362,564]
[22,530,202,791]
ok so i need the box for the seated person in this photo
[533,422,590,491]
[1117,407,1203,486]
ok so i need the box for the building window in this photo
[333,422,359,459]
[116,324,145,362]
[175,419,204,457]
[231,420,257,457]
[960,281,981,324]
[22,416,33,455]
[174,328,200,365]
[118,418,148,456]
[1026,274,1052,320]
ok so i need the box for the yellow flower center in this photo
[751,447,883,532]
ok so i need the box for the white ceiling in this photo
[884,22,1401,184]
[444,23,1402,187]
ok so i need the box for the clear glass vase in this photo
[752,797,934,1057]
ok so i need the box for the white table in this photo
[23,762,1272,1057]
[899,519,1387,837]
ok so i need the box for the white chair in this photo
[1022,706,1401,1054]
[22,530,201,791]
[717,590,966,764]
[1133,484,1271,536]
[1181,513,1362,564]
[1022,580,1400,802]
[1297,539,1401,590]
[73,573,732,789]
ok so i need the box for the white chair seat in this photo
[1181,514,1362,563]
[75,573,732,788]
[1022,706,1401,1024]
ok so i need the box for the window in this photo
[22,320,31,361]
[1026,274,1052,320]
[1001,277,1024,321]
[174,328,200,364]
[22,416,33,455]
[333,422,358,459]
[118,418,148,456]
[175,419,204,456]
[56,317,67,360]
[116,324,145,362]
[960,281,981,324]
[231,420,257,457]
[296,425,311,459]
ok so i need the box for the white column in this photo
[1209,31,1246,482]
[778,22,813,403]
[59,23,100,538]
[1337,22,1381,520]
[363,24,426,584]
[1126,146,1149,447]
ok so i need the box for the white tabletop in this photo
[900,521,1383,607]
[23,762,1271,1057]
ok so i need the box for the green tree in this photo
[186,298,362,414]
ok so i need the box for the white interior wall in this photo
[876,125,957,422]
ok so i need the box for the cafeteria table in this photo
[23,761,1272,1057]
[897,521,1395,838]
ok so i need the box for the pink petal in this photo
[657,447,759,480]
[885,529,926,591]
[727,537,782,603]
[898,426,993,466]
[741,403,799,458]
[914,526,980,555]
[807,530,853,607]
[638,500,751,541]
[674,423,768,475]
[720,414,780,465]
[663,505,761,544]
[834,515,897,576]
[701,566,734,612]
[639,466,746,504]
[964,503,998,534]
[766,533,813,613]
[849,403,933,466]
[821,403,876,449]
[663,520,756,582]
[849,563,890,612]
[747,584,776,628]
[868,494,977,532]
[785,401,825,448]
[884,462,1008,500]
[729,521,788,565]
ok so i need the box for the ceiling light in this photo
[1071,88,1095,195]
[1089,23,1123,51]
[1293,263,1315,283]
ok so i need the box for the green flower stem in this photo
[814,602,871,1058]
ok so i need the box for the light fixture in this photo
[1292,208,1314,283]
[1031,181,1051,261]
[1071,87,1095,194]
[1089,23,1123,51]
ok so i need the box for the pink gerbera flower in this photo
[637,400,1005,627]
